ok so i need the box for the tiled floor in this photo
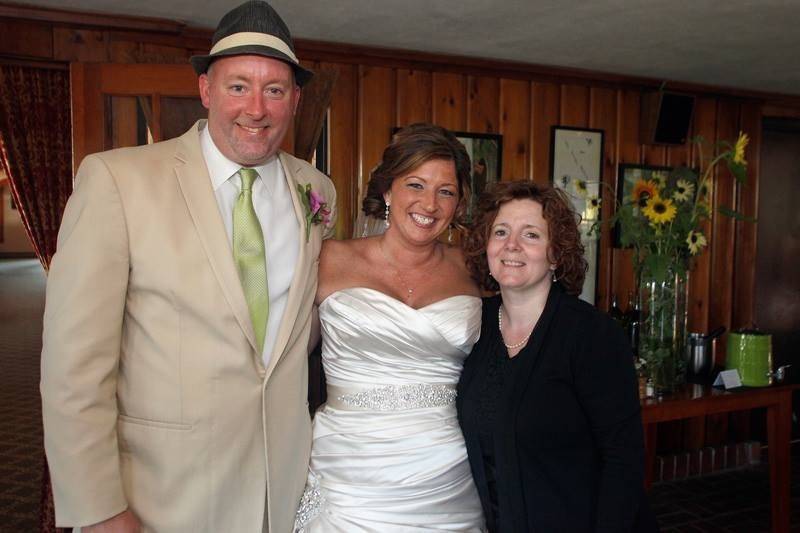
[652,458,800,532]
[0,258,45,532]
[0,258,797,532]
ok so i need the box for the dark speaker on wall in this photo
[640,91,695,145]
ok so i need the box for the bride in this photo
[295,123,485,532]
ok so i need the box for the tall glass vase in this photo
[638,264,688,394]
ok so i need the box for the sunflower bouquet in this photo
[608,132,750,392]
[613,132,750,282]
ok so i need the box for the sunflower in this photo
[574,179,589,197]
[686,230,708,254]
[733,132,749,165]
[642,196,677,225]
[632,179,659,208]
[672,179,695,202]
[650,171,667,188]
[585,195,601,219]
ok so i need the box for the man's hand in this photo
[83,509,141,533]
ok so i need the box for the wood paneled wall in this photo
[1,2,796,450]
[0,0,777,361]
[300,54,763,347]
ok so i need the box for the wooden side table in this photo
[641,383,797,533]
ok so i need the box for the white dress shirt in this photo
[200,126,299,367]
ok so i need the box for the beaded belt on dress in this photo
[326,383,457,411]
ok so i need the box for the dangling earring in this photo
[447,225,453,243]
[551,269,558,283]
[361,217,369,238]
[384,203,391,228]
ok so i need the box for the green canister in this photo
[725,330,773,387]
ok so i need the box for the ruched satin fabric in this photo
[296,288,486,532]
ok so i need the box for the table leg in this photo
[767,392,791,533]
[644,422,657,489]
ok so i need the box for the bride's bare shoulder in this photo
[322,237,372,260]
[320,237,378,275]
[441,244,481,297]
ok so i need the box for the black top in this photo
[472,343,522,532]
[457,284,658,533]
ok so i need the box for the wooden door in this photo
[70,63,204,172]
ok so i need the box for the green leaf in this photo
[718,205,757,223]
[296,183,311,210]
[727,160,747,184]
[643,254,670,282]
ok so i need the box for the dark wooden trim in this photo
[0,57,66,69]
[106,29,210,51]
[0,251,37,258]
[762,104,800,119]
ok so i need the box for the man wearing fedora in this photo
[41,2,335,531]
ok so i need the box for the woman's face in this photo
[383,158,459,246]
[486,199,555,292]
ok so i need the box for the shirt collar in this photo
[200,124,279,191]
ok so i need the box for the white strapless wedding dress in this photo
[294,288,486,532]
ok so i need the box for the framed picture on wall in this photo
[452,131,502,220]
[313,111,329,175]
[615,164,672,247]
[549,126,604,304]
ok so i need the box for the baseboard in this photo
[653,441,762,482]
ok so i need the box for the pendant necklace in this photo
[498,305,535,350]
[378,239,441,301]
[378,240,415,300]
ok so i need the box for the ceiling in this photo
[19,0,800,96]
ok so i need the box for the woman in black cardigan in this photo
[458,181,656,532]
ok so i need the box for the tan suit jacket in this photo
[41,121,336,533]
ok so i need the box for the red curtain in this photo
[0,64,72,270]
[0,64,72,532]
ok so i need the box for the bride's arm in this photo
[309,239,338,354]
[307,305,321,354]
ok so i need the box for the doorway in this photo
[755,118,800,376]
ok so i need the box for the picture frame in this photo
[313,110,329,175]
[549,126,604,305]
[615,164,672,247]
[451,131,503,219]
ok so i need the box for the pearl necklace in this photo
[498,305,534,350]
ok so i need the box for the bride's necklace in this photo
[498,305,536,350]
[378,239,441,301]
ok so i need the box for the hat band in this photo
[209,32,298,63]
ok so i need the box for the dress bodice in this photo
[318,287,482,389]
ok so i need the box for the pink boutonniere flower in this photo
[297,183,331,242]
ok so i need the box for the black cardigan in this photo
[457,285,657,533]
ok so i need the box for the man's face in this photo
[199,55,300,166]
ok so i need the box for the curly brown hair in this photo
[362,123,472,228]
[463,180,587,295]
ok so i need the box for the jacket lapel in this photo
[173,122,259,354]
[263,152,311,381]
